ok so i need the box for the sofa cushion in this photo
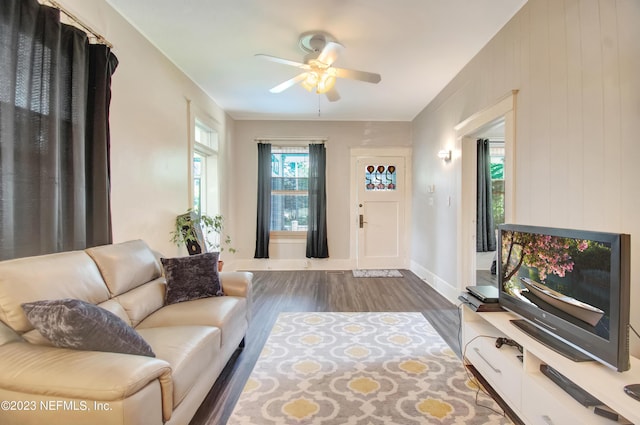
[0,250,110,333]
[137,296,247,348]
[114,278,166,327]
[97,299,132,326]
[86,240,162,297]
[22,299,155,357]
[136,326,221,408]
[161,252,223,305]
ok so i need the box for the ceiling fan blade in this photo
[269,73,308,93]
[325,87,340,102]
[334,67,382,84]
[255,54,308,69]
[317,41,343,66]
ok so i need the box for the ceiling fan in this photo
[256,31,382,102]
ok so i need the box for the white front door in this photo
[354,155,408,269]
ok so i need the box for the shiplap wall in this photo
[513,0,636,228]
[411,0,640,356]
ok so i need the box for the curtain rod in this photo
[42,0,113,49]
[255,137,327,143]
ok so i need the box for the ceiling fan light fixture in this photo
[316,69,337,94]
[258,30,381,100]
[301,72,318,91]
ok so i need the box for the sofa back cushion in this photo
[0,251,110,333]
[85,240,162,297]
[115,278,166,327]
[98,299,133,326]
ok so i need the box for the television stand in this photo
[461,308,640,425]
[510,319,593,362]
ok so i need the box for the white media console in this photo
[461,306,640,425]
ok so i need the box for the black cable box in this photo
[458,292,503,312]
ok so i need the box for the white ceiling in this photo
[106,0,527,121]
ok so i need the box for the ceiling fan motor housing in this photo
[307,34,326,52]
[299,31,333,63]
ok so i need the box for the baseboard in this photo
[232,258,354,271]
[229,258,460,307]
[409,260,460,304]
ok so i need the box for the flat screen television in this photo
[498,224,631,372]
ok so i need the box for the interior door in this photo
[356,157,406,269]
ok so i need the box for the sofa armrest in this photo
[220,272,253,322]
[0,341,174,421]
[219,272,252,298]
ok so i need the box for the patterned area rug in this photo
[228,312,512,425]
[352,269,403,278]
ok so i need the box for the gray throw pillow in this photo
[161,251,223,305]
[22,299,155,357]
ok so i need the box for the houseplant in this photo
[170,209,236,270]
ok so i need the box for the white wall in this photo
[56,0,235,256]
[56,0,640,357]
[411,0,640,356]
[52,1,412,269]
[231,120,411,270]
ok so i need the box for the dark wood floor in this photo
[189,269,461,425]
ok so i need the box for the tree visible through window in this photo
[490,143,505,226]
[271,146,309,232]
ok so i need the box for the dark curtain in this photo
[86,45,118,246]
[306,143,329,258]
[0,0,118,260]
[254,143,271,258]
[476,139,496,252]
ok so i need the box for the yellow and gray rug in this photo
[228,312,512,424]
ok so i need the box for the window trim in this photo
[187,100,221,216]
[270,230,307,239]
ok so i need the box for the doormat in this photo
[352,269,403,278]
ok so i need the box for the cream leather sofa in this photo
[0,240,252,425]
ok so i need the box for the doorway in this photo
[350,148,412,270]
[473,121,506,287]
[456,91,517,293]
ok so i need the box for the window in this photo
[271,146,308,232]
[364,164,397,191]
[192,118,219,216]
[192,151,204,213]
[490,142,505,226]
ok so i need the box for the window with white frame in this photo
[192,118,219,216]
[271,146,309,232]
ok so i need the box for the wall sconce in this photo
[438,149,452,162]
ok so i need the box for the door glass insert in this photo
[365,165,396,191]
